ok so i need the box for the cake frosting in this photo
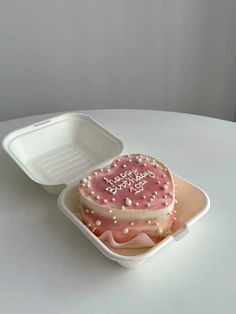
[78,154,176,244]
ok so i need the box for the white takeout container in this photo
[2,112,210,268]
[2,112,123,195]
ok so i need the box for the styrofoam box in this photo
[2,112,210,268]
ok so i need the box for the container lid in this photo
[2,112,123,188]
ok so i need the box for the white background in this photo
[0,0,236,121]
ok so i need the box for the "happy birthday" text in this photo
[104,168,155,195]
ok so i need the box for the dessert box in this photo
[2,112,210,268]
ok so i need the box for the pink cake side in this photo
[78,154,176,244]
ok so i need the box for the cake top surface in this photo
[79,154,174,211]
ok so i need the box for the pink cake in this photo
[78,154,176,244]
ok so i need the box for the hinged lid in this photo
[2,112,123,194]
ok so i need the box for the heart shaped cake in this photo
[78,154,176,244]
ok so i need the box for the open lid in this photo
[2,112,123,194]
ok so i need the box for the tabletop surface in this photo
[0,109,236,314]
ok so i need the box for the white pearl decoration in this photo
[161,184,168,190]
[82,178,88,184]
[125,197,132,206]
[122,228,129,234]
[95,220,101,226]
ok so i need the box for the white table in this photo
[0,110,236,314]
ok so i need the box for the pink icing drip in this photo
[81,204,171,243]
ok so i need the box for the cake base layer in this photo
[81,203,176,243]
